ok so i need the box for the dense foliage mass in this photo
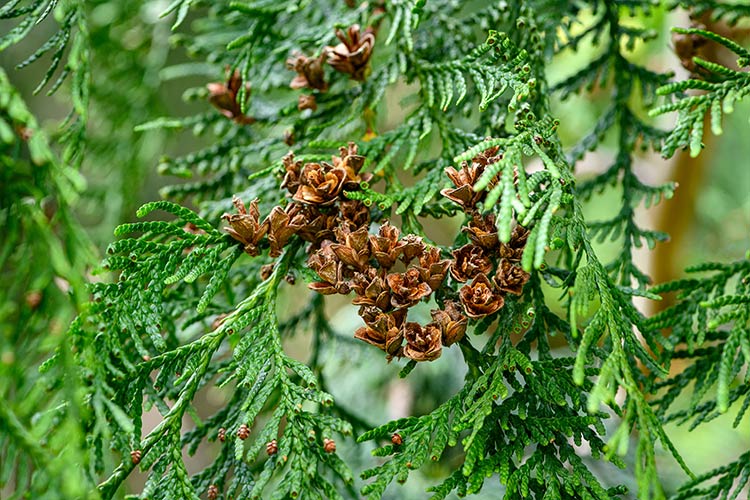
[1,1,749,499]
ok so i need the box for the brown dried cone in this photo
[260,263,275,281]
[459,273,505,318]
[369,221,402,269]
[130,449,142,465]
[499,225,529,262]
[295,205,339,245]
[280,152,304,195]
[293,161,347,206]
[298,94,317,111]
[331,226,371,270]
[450,244,493,282]
[403,322,442,362]
[207,69,254,124]
[417,247,450,291]
[338,199,370,230]
[286,51,328,91]
[325,25,375,81]
[237,423,250,440]
[354,309,406,355]
[398,234,426,264]
[265,204,305,257]
[431,300,468,346]
[281,145,369,201]
[386,268,432,309]
[492,259,530,296]
[266,439,278,456]
[207,485,220,500]
[391,433,403,446]
[351,268,391,310]
[331,142,371,189]
[222,196,268,256]
[308,241,351,295]
[323,438,337,453]
[358,305,382,324]
[218,428,227,442]
[440,145,502,211]
[462,213,500,252]
[471,144,502,167]
[440,161,486,211]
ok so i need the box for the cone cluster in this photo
[286,24,376,111]
[221,144,531,362]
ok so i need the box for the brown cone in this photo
[325,25,375,81]
[459,273,505,318]
[222,196,268,256]
[403,322,442,362]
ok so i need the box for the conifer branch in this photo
[651,27,750,158]
[4,2,750,499]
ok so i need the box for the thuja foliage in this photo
[1,1,749,499]
[0,67,95,497]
